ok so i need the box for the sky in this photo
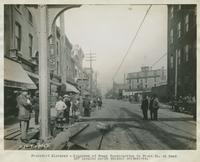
[64,5,167,95]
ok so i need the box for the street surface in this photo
[71,99,196,150]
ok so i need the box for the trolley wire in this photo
[112,5,152,81]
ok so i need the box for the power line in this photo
[151,53,167,67]
[112,5,152,81]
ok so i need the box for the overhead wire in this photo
[112,5,152,81]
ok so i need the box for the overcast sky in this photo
[64,5,167,94]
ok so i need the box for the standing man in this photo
[55,96,67,118]
[16,89,32,143]
[141,95,149,120]
[63,95,71,124]
[152,94,160,120]
[149,95,154,120]
[83,95,91,116]
[32,91,39,125]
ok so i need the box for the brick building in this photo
[4,5,38,116]
[167,5,196,98]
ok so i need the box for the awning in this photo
[65,82,80,94]
[4,58,37,89]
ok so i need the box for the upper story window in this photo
[177,49,181,65]
[185,14,189,32]
[15,22,21,51]
[185,44,189,62]
[170,7,174,19]
[177,22,181,38]
[178,5,181,10]
[154,77,157,82]
[28,10,33,23]
[28,34,33,57]
[170,29,173,44]
[170,55,174,69]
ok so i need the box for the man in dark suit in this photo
[16,88,32,143]
[141,95,149,120]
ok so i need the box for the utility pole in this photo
[175,50,178,97]
[38,5,49,141]
[85,52,96,97]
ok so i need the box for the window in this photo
[28,34,33,57]
[177,49,181,65]
[177,22,181,38]
[170,56,174,69]
[178,5,181,10]
[57,61,59,74]
[15,22,21,51]
[154,77,157,82]
[137,78,139,83]
[185,14,189,32]
[131,80,134,89]
[145,78,147,83]
[170,7,174,19]
[170,29,173,43]
[28,10,33,23]
[145,85,147,88]
[154,84,156,87]
[185,44,189,62]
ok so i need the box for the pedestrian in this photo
[149,95,154,120]
[63,94,71,124]
[192,95,196,120]
[25,93,32,132]
[97,97,102,110]
[141,95,148,120]
[55,96,67,119]
[83,95,91,117]
[16,88,32,143]
[152,94,160,120]
[31,91,39,125]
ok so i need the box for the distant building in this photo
[112,82,128,99]
[167,5,196,98]
[126,66,167,93]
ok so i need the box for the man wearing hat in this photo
[16,88,32,143]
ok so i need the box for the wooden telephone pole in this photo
[85,52,96,97]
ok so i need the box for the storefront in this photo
[4,58,37,117]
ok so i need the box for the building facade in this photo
[4,5,38,116]
[127,66,167,92]
[167,5,196,98]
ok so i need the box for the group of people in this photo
[141,94,160,121]
[171,94,196,120]
[16,89,39,143]
[83,96,103,117]
[55,94,80,123]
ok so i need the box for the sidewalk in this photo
[4,115,39,150]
